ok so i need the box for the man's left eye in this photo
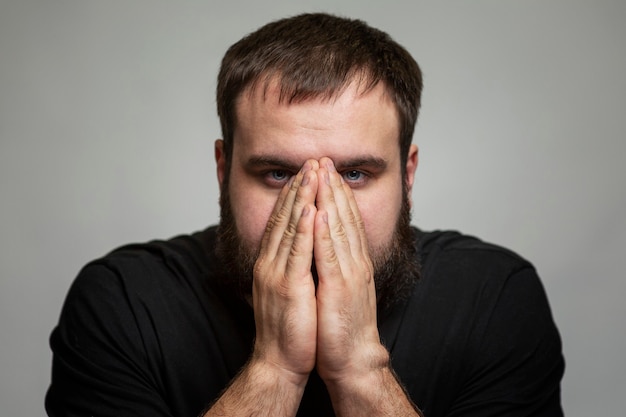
[271,170,290,181]
[344,170,362,180]
[342,170,367,185]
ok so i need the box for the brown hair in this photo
[216,13,423,168]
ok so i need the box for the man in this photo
[46,13,564,417]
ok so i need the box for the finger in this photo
[313,208,342,282]
[314,166,363,291]
[261,161,314,258]
[316,169,351,268]
[259,177,294,254]
[326,158,366,254]
[284,203,318,283]
[316,158,362,256]
[341,175,369,257]
[275,164,318,266]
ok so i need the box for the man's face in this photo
[215,80,419,306]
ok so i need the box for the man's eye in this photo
[271,170,289,181]
[263,169,293,187]
[342,170,368,186]
[344,170,362,181]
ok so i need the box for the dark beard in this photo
[215,178,421,311]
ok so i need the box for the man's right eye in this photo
[271,170,289,181]
[263,169,293,187]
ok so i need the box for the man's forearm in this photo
[203,359,308,417]
[324,362,423,417]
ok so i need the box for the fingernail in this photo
[324,171,330,185]
[302,161,311,173]
[301,172,310,186]
[288,176,296,187]
[326,159,336,172]
[302,205,310,217]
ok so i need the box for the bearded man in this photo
[46,13,564,417]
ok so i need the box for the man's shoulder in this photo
[51,225,252,414]
[59,225,240,349]
[104,225,217,266]
[410,227,540,305]
[399,228,551,355]
[68,226,220,303]
[415,227,533,278]
[87,226,217,276]
[393,229,563,416]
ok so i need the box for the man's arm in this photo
[313,158,422,416]
[204,360,307,416]
[322,365,423,417]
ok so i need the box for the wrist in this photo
[248,353,312,390]
[205,354,310,416]
[320,342,390,390]
[321,349,422,417]
[324,363,404,416]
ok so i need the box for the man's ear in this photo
[404,144,419,207]
[215,139,226,188]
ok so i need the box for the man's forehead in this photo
[230,75,402,166]
[233,80,398,135]
[238,74,394,108]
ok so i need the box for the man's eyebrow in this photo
[245,155,301,172]
[244,155,388,172]
[336,156,388,171]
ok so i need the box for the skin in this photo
[207,80,421,416]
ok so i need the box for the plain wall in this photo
[1,1,624,415]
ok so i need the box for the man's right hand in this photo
[250,159,320,386]
[204,160,319,417]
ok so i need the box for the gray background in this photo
[1,1,624,415]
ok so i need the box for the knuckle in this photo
[293,186,307,205]
[278,231,295,252]
[346,210,358,228]
[276,205,292,223]
[280,220,298,244]
[321,244,338,265]
[264,217,276,234]
[333,222,349,242]
[362,265,374,284]
[253,255,269,276]
[287,237,309,262]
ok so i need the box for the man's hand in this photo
[313,158,387,382]
[205,161,321,417]
[251,160,320,385]
[312,157,422,416]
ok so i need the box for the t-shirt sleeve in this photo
[46,263,175,417]
[446,266,565,417]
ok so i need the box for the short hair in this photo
[216,13,423,168]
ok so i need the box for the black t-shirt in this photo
[46,227,564,416]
